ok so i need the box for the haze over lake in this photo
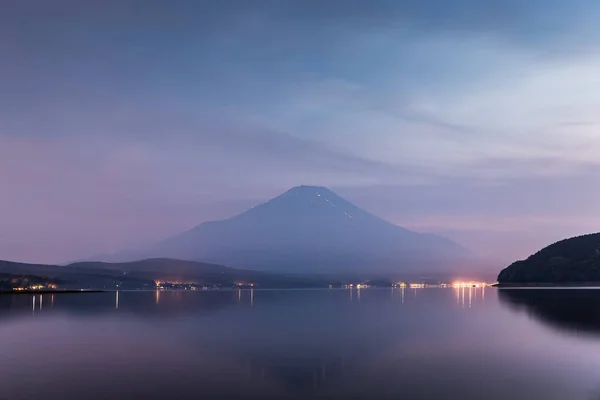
[2,288,600,399]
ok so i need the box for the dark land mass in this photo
[69,258,342,288]
[0,272,64,291]
[0,258,347,290]
[1,289,104,294]
[1,257,463,291]
[497,232,600,285]
[0,260,157,290]
[90,185,472,275]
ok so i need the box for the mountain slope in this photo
[97,186,469,274]
[497,232,600,284]
[0,259,156,289]
[68,258,335,288]
[0,258,336,289]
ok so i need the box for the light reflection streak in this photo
[250,289,254,307]
[468,287,472,308]
[115,291,119,310]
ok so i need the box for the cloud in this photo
[1,0,600,263]
[336,160,600,264]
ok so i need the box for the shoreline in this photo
[494,282,600,288]
[0,289,106,295]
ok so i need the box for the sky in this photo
[1,0,600,266]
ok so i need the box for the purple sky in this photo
[2,0,600,265]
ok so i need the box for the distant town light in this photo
[409,283,425,289]
[452,282,489,288]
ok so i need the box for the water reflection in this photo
[247,356,344,393]
[0,290,252,321]
[0,288,495,321]
[0,289,598,399]
[499,289,600,335]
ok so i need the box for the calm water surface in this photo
[2,288,600,399]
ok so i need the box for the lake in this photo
[2,288,600,399]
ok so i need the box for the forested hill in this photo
[498,233,600,284]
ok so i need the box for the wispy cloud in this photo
[1,0,600,263]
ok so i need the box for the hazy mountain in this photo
[95,186,470,275]
[0,259,156,290]
[0,258,338,289]
[69,258,336,288]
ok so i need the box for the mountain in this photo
[0,258,337,289]
[69,258,336,288]
[0,259,156,290]
[497,232,600,285]
[95,186,469,275]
